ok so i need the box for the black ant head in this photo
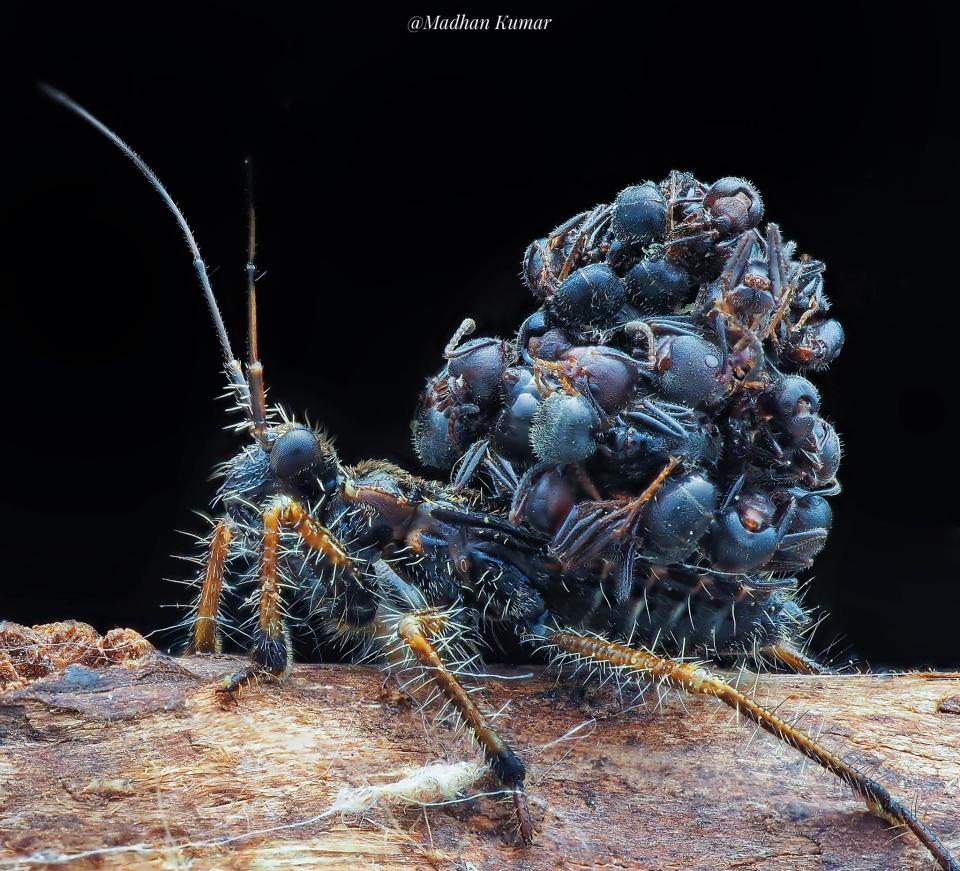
[546,263,627,330]
[445,331,513,408]
[727,257,776,317]
[760,375,821,441]
[623,256,692,313]
[641,472,718,562]
[707,480,792,573]
[611,182,667,250]
[655,334,728,408]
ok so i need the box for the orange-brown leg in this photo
[186,519,233,655]
[544,630,958,871]
[762,642,835,675]
[218,499,359,697]
[395,610,532,843]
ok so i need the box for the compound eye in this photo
[270,427,321,478]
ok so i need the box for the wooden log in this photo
[0,627,958,870]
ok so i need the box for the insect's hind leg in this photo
[185,519,234,655]
[382,605,532,844]
[538,627,958,871]
[760,641,835,675]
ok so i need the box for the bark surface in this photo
[1,632,958,870]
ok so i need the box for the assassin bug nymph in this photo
[39,86,958,870]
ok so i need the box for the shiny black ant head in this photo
[269,424,340,485]
[701,177,763,235]
[641,472,718,562]
[707,483,793,573]
[529,328,573,362]
[602,419,664,481]
[523,236,565,301]
[760,375,821,440]
[774,491,833,568]
[560,346,640,414]
[445,334,513,407]
[546,264,627,329]
[611,182,667,250]
[623,256,692,313]
[707,493,779,572]
[530,392,600,465]
[655,334,728,408]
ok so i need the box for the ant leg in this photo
[762,225,799,341]
[718,229,757,304]
[766,222,785,303]
[552,457,680,569]
[761,642,835,675]
[625,400,690,439]
[450,439,518,500]
[540,629,958,871]
[185,519,233,654]
[451,438,491,491]
[483,451,519,497]
[644,317,703,338]
[392,609,532,843]
[218,499,360,697]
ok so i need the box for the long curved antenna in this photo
[38,83,247,396]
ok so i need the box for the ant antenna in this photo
[244,156,270,448]
[38,83,248,399]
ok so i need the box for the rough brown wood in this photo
[1,648,958,870]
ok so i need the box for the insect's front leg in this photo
[217,497,361,697]
[185,519,234,655]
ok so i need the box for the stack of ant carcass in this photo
[413,173,845,656]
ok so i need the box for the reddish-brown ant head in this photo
[702,176,764,234]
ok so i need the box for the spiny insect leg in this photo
[543,630,958,871]
[219,505,293,695]
[762,642,835,675]
[395,610,532,844]
[185,519,233,654]
[219,499,359,697]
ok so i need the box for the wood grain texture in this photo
[1,653,958,870]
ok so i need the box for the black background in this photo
[3,3,957,668]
